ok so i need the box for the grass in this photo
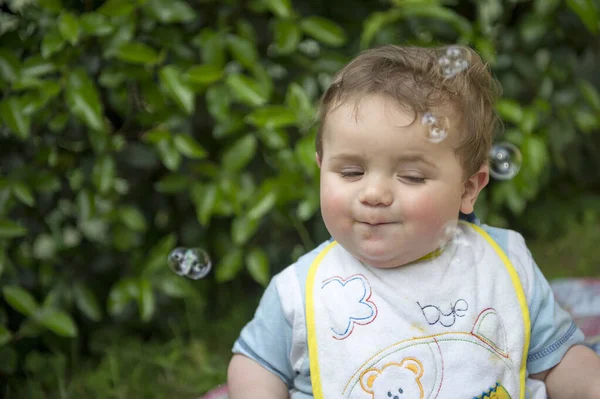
[528,222,600,279]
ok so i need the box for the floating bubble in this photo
[421,112,437,126]
[438,46,470,78]
[421,112,449,143]
[489,142,522,180]
[437,223,474,265]
[168,247,212,280]
[427,127,448,144]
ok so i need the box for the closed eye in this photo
[340,171,363,178]
[401,176,426,184]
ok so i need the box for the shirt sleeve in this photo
[526,260,585,374]
[232,278,295,387]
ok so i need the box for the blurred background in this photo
[0,0,599,397]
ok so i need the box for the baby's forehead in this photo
[325,95,464,145]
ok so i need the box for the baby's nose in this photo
[358,180,393,206]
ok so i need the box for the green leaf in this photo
[173,134,208,159]
[566,0,599,34]
[226,35,259,69]
[92,156,116,195]
[143,128,171,144]
[195,29,227,68]
[160,65,195,114]
[146,0,197,23]
[0,220,27,238]
[0,50,20,83]
[33,234,56,260]
[80,13,114,36]
[3,286,39,317]
[119,206,147,232]
[247,191,277,221]
[58,11,81,45]
[285,83,313,122]
[156,139,182,171]
[360,7,472,49]
[215,248,244,282]
[534,0,561,16]
[0,326,12,347]
[116,42,160,65]
[156,276,194,298]
[300,16,347,47]
[579,80,600,112]
[76,189,95,221]
[222,134,257,172]
[98,0,135,16]
[185,64,223,85]
[295,134,318,176]
[143,234,177,275]
[231,216,260,245]
[273,20,301,55]
[20,56,56,78]
[0,97,31,139]
[246,106,297,129]
[11,182,34,207]
[65,69,105,132]
[226,74,268,107]
[108,278,138,316]
[138,279,155,322]
[73,283,102,322]
[191,183,217,226]
[34,309,78,337]
[38,0,63,13]
[246,247,270,286]
[154,174,189,193]
[263,0,292,18]
[41,28,65,59]
[496,99,523,124]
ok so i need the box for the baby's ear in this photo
[316,152,322,168]
[359,368,380,394]
[460,164,489,214]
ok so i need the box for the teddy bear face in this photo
[360,358,424,399]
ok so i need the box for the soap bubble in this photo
[436,223,475,266]
[168,247,212,280]
[421,112,449,143]
[438,46,470,78]
[427,127,448,144]
[421,112,437,126]
[489,142,522,180]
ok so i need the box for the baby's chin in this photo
[351,248,426,269]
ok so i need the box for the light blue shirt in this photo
[232,225,584,397]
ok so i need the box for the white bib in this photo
[306,223,530,399]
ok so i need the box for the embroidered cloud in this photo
[321,274,378,340]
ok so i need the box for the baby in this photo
[227,45,600,398]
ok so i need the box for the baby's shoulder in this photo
[273,240,334,312]
[476,223,538,295]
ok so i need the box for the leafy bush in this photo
[0,0,598,396]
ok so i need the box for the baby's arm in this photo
[531,344,600,398]
[228,354,289,399]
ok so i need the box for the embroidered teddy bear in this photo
[359,357,424,399]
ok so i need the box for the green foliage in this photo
[0,0,598,395]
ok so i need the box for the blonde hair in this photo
[316,44,503,178]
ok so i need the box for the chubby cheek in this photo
[319,176,352,230]
[403,191,457,233]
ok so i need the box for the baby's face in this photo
[317,94,472,269]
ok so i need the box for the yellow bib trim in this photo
[306,240,338,399]
[468,223,531,399]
